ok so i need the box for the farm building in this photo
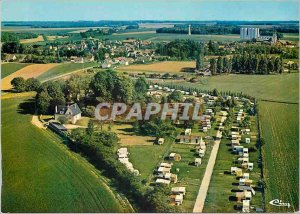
[236,191,252,202]
[54,103,82,124]
[157,138,165,145]
[242,200,250,213]
[195,158,202,166]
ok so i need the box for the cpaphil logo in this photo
[269,199,290,208]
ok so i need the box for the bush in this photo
[11,77,26,92]
[82,106,96,117]
[57,115,68,124]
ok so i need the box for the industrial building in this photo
[240,28,260,40]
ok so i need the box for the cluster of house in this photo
[117,147,139,176]
[155,162,177,185]
[229,110,256,213]
[200,109,214,133]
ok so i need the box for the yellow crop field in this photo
[20,35,44,44]
[118,61,196,73]
[2,64,59,90]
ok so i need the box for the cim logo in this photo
[269,199,290,208]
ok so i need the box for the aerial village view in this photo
[1,0,299,213]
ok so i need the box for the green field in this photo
[1,93,129,212]
[92,33,241,42]
[170,73,299,103]
[259,101,299,212]
[282,33,299,42]
[1,63,31,79]
[37,62,98,81]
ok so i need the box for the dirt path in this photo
[193,120,226,212]
[2,63,59,90]
[31,115,46,129]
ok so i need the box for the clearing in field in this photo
[259,101,299,212]
[2,64,59,90]
[1,93,129,212]
[118,61,196,73]
[20,35,44,44]
[1,63,31,79]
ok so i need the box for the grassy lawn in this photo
[1,93,129,212]
[128,143,170,180]
[37,62,98,81]
[1,63,31,79]
[259,101,299,212]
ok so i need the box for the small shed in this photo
[231,167,243,176]
[185,128,192,136]
[171,187,186,195]
[195,158,202,166]
[242,200,250,213]
[157,138,165,145]
[169,153,176,160]
[236,191,252,202]
[174,194,183,205]
[245,138,251,144]
[156,179,170,185]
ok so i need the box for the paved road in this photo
[193,125,225,212]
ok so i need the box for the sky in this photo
[2,0,299,21]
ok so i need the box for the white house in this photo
[55,103,82,124]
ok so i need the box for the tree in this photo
[36,91,51,114]
[134,77,148,102]
[209,58,217,75]
[212,88,219,96]
[25,78,41,91]
[11,77,26,92]
[113,75,133,103]
[58,115,68,124]
[217,56,223,74]
[196,52,204,70]
[86,120,94,136]
[168,91,183,102]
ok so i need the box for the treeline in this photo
[209,54,283,75]
[68,126,180,212]
[157,25,240,35]
[156,25,299,35]
[1,32,38,42]
[35,70,149,115]
[156,39,203,60]
[80,28,116,38]
[10,77,41,92]
[158,83,255,103]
